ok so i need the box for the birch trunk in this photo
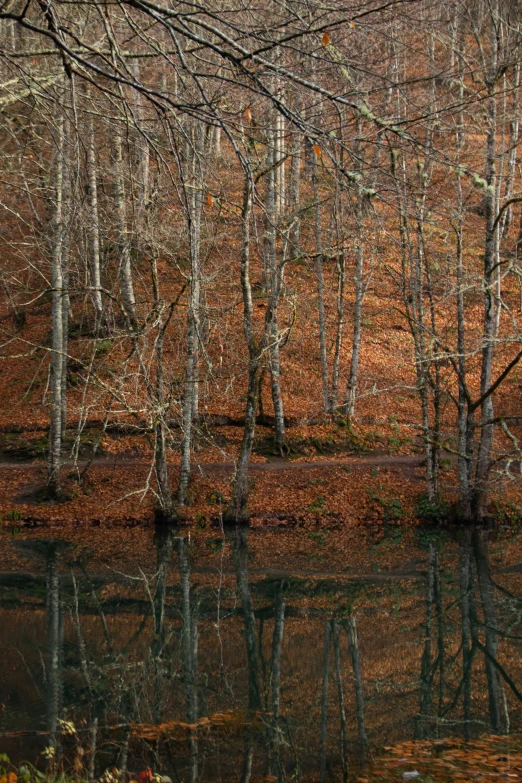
[154,313,177,523]
[330,168,345,413]
[132,60,150,227]
[264,133,286,454]
[85,93,103,325]
[455,25,473,519]
[502,62,520,236]
[47,107,65,498]
[113,130,137,327]
[225,173,263,524]
[178,122,205,504]
[60,114,71,439]
[344,121,365,418]
[288,130,302,251]
[345,232,364,418]
[313,154,330,413]
[474,83,498,521]
[275,110,285,216]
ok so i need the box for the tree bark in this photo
[113,130,137,327]
[225,172,263,524]
[178,121,205,504]
[264,133,286,454]
[85,90,103,325]
[313,154,330,413]
[47,104,65,499]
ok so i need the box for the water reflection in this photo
[0,527,520,781]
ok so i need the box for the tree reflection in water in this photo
[0,527,520,781]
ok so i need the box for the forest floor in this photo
[0,421,521,530]
[0,446,427,528]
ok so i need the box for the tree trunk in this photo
[225,173,264,524]
[113,130,137,327]
[455,44,473,518]
[264,134,286,454]
[288,130,302,250]
[330,163,346,414]
[60,114,71,440]
[178,122,205,504]
[345,241,364,418]
[154,309,177,524]
[274,106,285,217]
[85,91,103,325]
[474,18,499,521]
[502,62,520,236]
[313,154,330,413]
[47,105,65,499]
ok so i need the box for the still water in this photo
[0,525,520,781]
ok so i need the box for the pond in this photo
[0,524,520,782]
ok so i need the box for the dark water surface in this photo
[0,525,520,781]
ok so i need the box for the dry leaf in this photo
[321,32,330,46]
